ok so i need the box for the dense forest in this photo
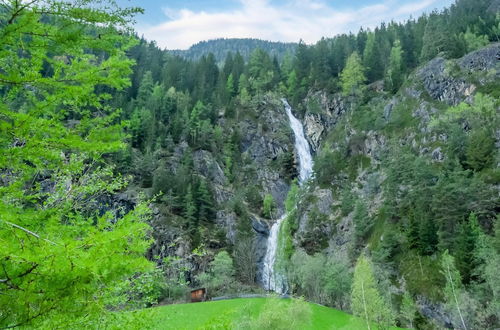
[170,38,298,64]
[1,0,499,329]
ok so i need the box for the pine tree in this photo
[455,213,481,284]
[465,128,495,172]
[353,200,372,249]
[184,184,199,245]
[385,40,405,93]
[136,71,155,107]
[340,52,366,96]
[196,179,214,223]
[189,101,205,145]
[406,214,419,252]
[462,28,489,52]
[226,73,237,97]
[419,216,438,256]
[420,14,461,61]
[363,33,383,82]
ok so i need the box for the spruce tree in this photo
[455,213,480,284]
[385,40,405,93]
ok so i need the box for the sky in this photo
[117,0,455,50]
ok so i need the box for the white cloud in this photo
[137,0,450,50]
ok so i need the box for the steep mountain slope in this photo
[290,43,500,329]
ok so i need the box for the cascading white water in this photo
[261,214,287,293]
[261,99,314,293]
[283,99,313,183]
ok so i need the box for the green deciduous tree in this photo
[351,255,394,329]
[462,28,489,52]
[196,251,235,295]
[441,250,468,330]
[0,1,152,328]
[263,194,276,219]
[340,52,366,96]
[400,291,417,329]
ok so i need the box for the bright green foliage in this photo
[351,255,394,329]
[196,251,235,295]
[132,298,389,329]
[462,28,489,52]
[399,291,417,329]
[226,73,237,97]
[237,297,312,330]
[441,250,468,330]
[289,250,352,309]
[285,180,299,212]
[340,52,366,96]
[248,48,275,93]
[263,194,276,219]
[0,1,155,328]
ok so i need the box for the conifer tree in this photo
[385,40,405,93]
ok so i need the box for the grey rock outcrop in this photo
[458,43,500,74]
[303,91,349,151]
[193,150,227,186]
[418,57,475,106]
[296,189,335,254]
[239,96,294,211]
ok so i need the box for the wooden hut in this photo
[190,288,207,302]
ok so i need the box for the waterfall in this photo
[283,99,313,183]
[261,99,314,293]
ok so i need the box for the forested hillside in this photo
[170,38,298,64]
[1,0,499,329]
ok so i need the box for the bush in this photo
[196,251,236,296]
[235,298,312,329]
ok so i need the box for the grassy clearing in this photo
[120,297,405,329]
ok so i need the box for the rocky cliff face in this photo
[239,97,293,213]
[302,91,349,152]
[135,93,300,282]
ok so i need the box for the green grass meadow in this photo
[122,298,405,329]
